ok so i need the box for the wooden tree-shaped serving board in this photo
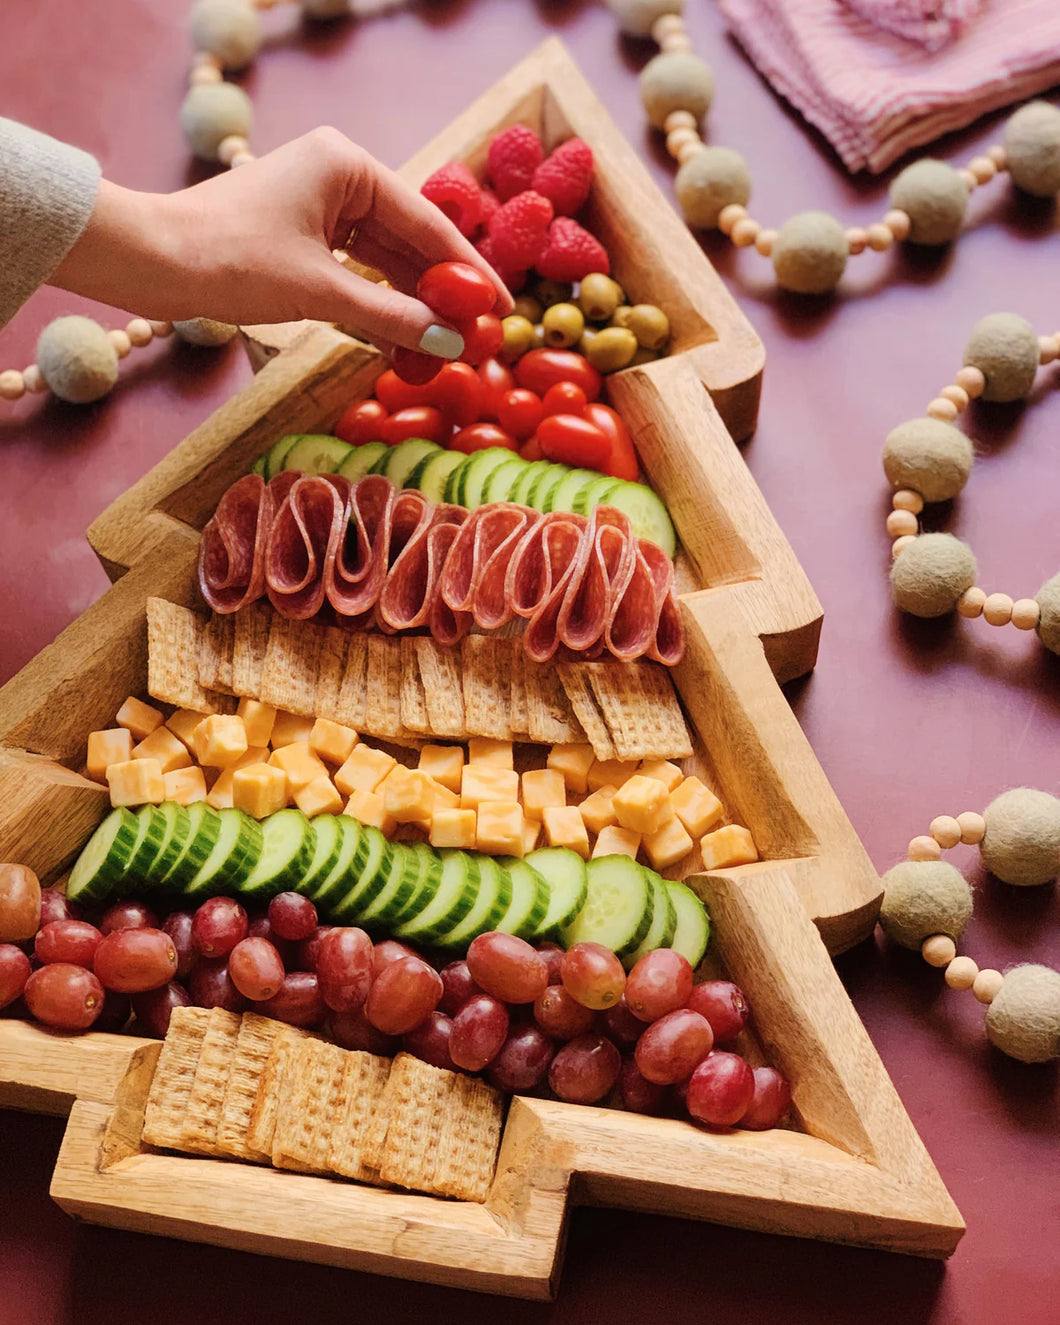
[0,39,962,1299]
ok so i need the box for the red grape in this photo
[485,1024,554,1093]
[133,981,191,1038]
[634,1009,714,1085]
[561,942,625,1010]
[0,944,31,1009]
[24,963,104,1030]
[619,1056,670,1115]
[600,996,645,1049]
[402,1010,455,1070]
[267,892,318,942]
[438,959,484,1015]
[450,994,509,1071]
[100,899,158,934]
[685,1051,755,1127]
[0,863,40,942]
[191,896,247,959]
[294,925,335,972]
[189,957,248,1012]
[94,988,132,1033]
[317,927,373,1013]
[38,888,74,928]
[625,949,693,1023]
[372,939,419,977]
[537,943,565,984]
[366,956,443,1035]
[738,1066,792,1131]
[257,971,325,1028]
[467,932,548,1004]
[533,984,594,1040]
[685,980,749,1044]
[162,911,196,978]
[329,1005,399,1056]
[35,919,102,968]
[94,928,178,994]
[548,1034,621,1104]
[229,937,285,1001]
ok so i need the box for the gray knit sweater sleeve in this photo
[0,118,100,329]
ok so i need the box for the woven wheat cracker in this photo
[314,626,350,721]
[377,1053,453,1193]
[259,616,324,715]
[216,1012,285,1161]
[433,1072,504,1203]
[589,661,693,761]
[146,598,219,713]
[328,1050,392,1182]
[231,600,272,696]
[141,1005,211,1151]
[526,663,585,744]
[332,633,369,729]
[400,637,430,733]
[415,638,466,739]
[462,636,514,740]
[272,1038,347,1174]
[245,1026,309,1159]
[197,613,235,694]
[557,663,615,760]
[181,1007,242,1156]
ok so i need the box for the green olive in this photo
[500,315,537,363]
[512,294,543,324]
[579,327,599,356]
[609,305,635,330]
[627,303,670,351]
[541,302,585,348]
[584,326,638,374]
[577,273,625,324]
[534,278,574,309]
[532,322,547,350]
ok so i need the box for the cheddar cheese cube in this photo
[476,802,525,857]
[520,768,567,822]
[638,759,684,793]
[577,784,619,836]
[344,788,396,835]
[237,698,277,748]
[196,714,249,769]
[643,816,693,870]
[430,781,460,812]
[166,708,209,748]
[417,744,464,794]
[205,746,270,809]
[106,758,165,808]
[294,775,345,818]
[593,825,641,860]
[270,710,315,749]
[115,696,163,741]
[132,726,193,774]
[269,742,329,794]
[613,775,674,836]
[587,758,639,793]
[468,737,514,770]
[460,764,519,810]
[87,728,134,783]
[232,763,288,819]
[162,766,208,806]
[542,805,590,859]
[547,743,595,795]
[335,744,396,796]
[382,766,437,824]
[700,824,758,871]
[671,777,724,838]
[430,808,477,850]
[521,817,541,855]
[309,718,359,766]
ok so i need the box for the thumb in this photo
[311,258,465,358]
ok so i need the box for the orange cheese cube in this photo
[382,766,437,824]
[309,718,359,766]
[468,737,514,770]
[270,710,315,749]
[232,763,288,819]
[577,784,619,836]
[613,775,674,836]
[115,696,163,741]
[593,825,641,860]
[236,698,277,748]
[672,777,724,838]
[429,781,460,812]
[196,714,249,769]
[521,818,541,855]
[335,744,396,796]
[344,789,396,835]
[643,816,693,870]
[587,758,639,793]
[700,824,758,871]
[132,726,193,774]
[268,742,329,794]
[166,708,209,748]
[205,746,270,809]
[520,768,567,822]
[430,808,477,850]
[460,764,519,810]
[476,802,525,856]
[638,759,684,793]
[106,758,165,808]
[547,743,595,795]
[162,766,208,806]
[542,805,590,859]
[417,744,464,794]
[294,776,345,818]
[87,728,134,783]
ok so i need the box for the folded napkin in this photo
[842,0,983,52]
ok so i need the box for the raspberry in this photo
[421,162,482,237]
[532,138,594,217]
[486,124,544,202]
[535,217,611,282]
[488,189,554,271]
[474,235,527,295]
[478,187,501,230]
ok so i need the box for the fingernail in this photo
[419,324,464,359]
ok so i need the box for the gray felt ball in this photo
[882,417,974,503]
[771,211,848,294]
[1034,572,1060,655]
[985,964,1060,1063]
[890,532,976,618]
[606,0,684,37]
[889,159,968,245]
[173,318,239,346]
[980,787,1060,886]
[180,82,253,161]
[675,147,752,229]
[963,312,1040,402]
[878,860,973,950]
[189,0,261,71]
[1003,101,1060,198]
[36,316,119,404]
[639,52,714,130]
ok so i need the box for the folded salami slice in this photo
[428,520,474,646]
[556,511,610,653]
[638,538,685,665]
[471,505,541,631]
[198,474,269,614]
[378,503,467,632]
[265,475,346,620]
[325,474,393,618]
[523,516,588,663]
[438,503,530,617]
[506,510,585,620]
[605,537,659,660]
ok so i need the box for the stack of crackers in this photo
[141,1007,504,1203]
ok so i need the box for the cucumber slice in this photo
[239,808,314,901]
[483,455,527,504]
[265,434,305,479]
[600,481,677,559]
[389,844,443,925]
[624,868,678,968]
[135,802,191,888]
[328,825,392,921]
[549,467,600,514]
[118,807,171,893]
[666,881,711,969]
[414,450,464,504]
[437,854,514,949]
[444,456,476,504]
[509,460,550,506]
[308,816,363,913]
[394,849,479,942]
[460,448,521,509]
[357,843,422,928]
[383,439,443,489]
[494,857,550,938]
[533,464,571,512]
[295,814,344,897]
[281,434,353,475]
[251,454,267,476]
[574,475,621,516]
[185,809,263,898]
[160,803,222,891]
[337,442,388,482]
[67,808,140,904]
[525,847,589,939]
[561,855,654,959]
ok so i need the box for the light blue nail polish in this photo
[419,324,464,359]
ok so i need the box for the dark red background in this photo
[1,2,1058,1321]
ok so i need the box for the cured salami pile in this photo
[199,473,683,666]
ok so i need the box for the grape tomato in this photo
[431,361,484,427]
[417,262,497,323]
[497,388,544,441]
[451,422,517,455]
[537,413,610,468]
[475,357,515,419]
[374,369,437,414]
[540,381,587,418]
[457,313,504,365]
[392,346,444,387]
[514,349,602,401]
[335,398,388,445]
[382,405,451,448]
[582,402,639,481]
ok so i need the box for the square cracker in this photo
[363,636,400,741]
[181,1007,243,1156]
[399,637,429,735]
[245,1026,309,1162]
[231,600,272,697]
[314,627,350,722]
[557,664,615,761]
[509,646,529,740]
[331,633,368,730]
[272,1038,348,1174]
[414,639,466,739]
[588,661,693,761]
[462,636,513,741]
[376,1053,453,1194]
[141,1005,211,1151]
[216,1012,285,1162]
[146,598,220,714]
[328,1050,392,1183]
[197,613,235,694]
[525,660,584,745]
[433,1073,504,1204]
[258,616,325,716]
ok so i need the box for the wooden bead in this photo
[192,50,223,70]
[676,140,704,166]
[891,535,917,558]
[940,384,970,410]
[922,934,957,967]
[231,150,256,168]
[652,14,686,43]
[1011,597,1041,630]
[107,329,132,359]
[955,365,986,398]
[957,586,986,618]
[666,127,700,160]
[967,155,997,184]
[22,365,46,394]
[866,222,893,251]
[892,489,925,514]
[717,204,747,236]
[987,144,1007,169]
[909,835,943,862]
[926,396,959,422]
[753,228,777,257]
[956,810,986,845]
[958,167,979,190]
[660,31,693,53]
[983,592,1014,626]
[930,815,962,849]
[883,209,912,241]
[845,226,868,255]
[0,369,25,401]
[663,109,698,134]
[126,318,154,347]
[149,321,174,338]
[945,956,979,990]
[218,134,250,166]
[730,217,760,248]
[1038,334,1058,365]
[886,508,918,538]
[972,968,1004,1004]
[190,64,224,86]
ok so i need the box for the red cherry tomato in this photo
[374,368,437,412]
[583,402,640,481]
[382,406,451,448]
[515,349,602,402]
[497,389,544,442]
[541,382,587,419]
[335,398,388,445]
[431,361,484,427]
[537,414,611,469]
[458,314,504,366]
[417,262,497,323]
[476,358,516,420]
[451,422,518,455]
[392,346,444,386]
[520,435,543,462]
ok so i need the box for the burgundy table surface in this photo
[1,2,1057,1322]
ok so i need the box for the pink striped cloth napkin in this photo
[717,0,1060,173]
[843,0,982,52]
